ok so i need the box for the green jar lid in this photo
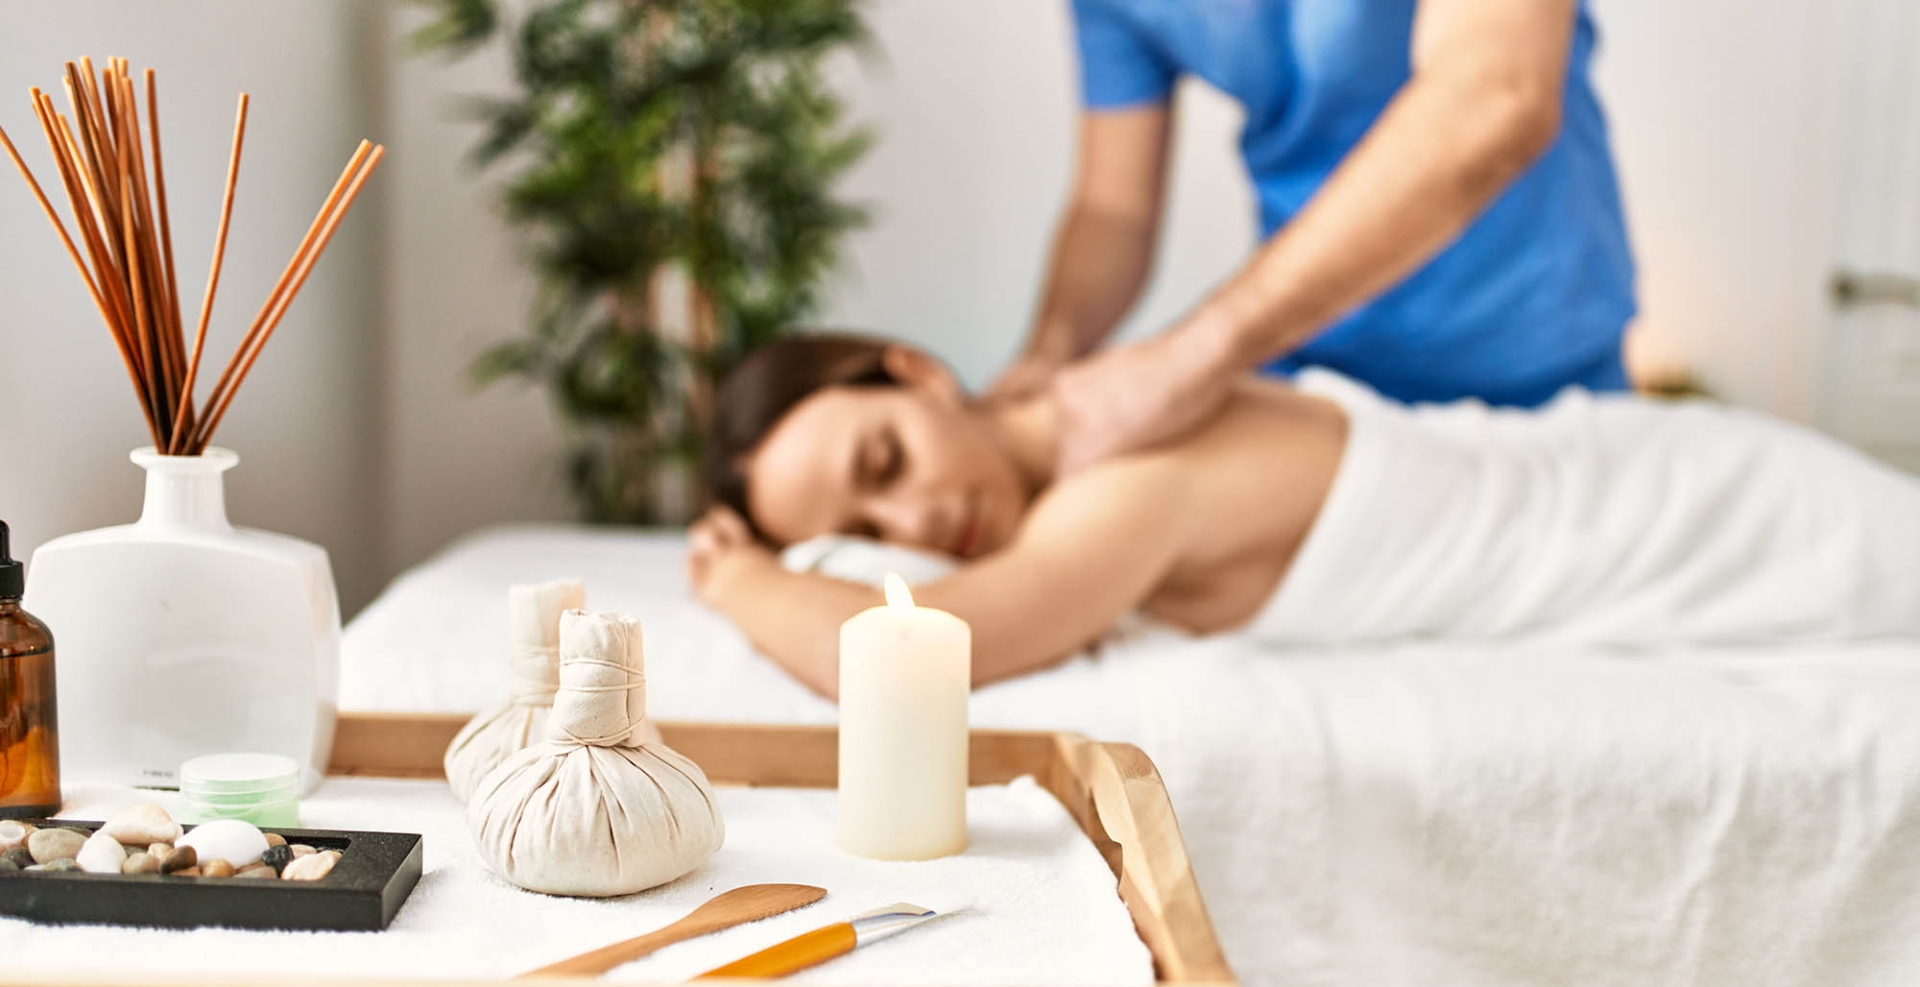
[179,752,301,796]
[186,781,300,806]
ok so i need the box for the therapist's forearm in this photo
[1024,202,1158,362]
[1182,66,1564,374]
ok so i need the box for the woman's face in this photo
[742,359,1031,559]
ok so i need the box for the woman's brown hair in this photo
[705,332,900,541]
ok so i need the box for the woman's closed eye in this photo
[859,428,904,489]
[878,429,904,484]
[843,430,903,540]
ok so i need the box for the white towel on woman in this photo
[1253,372,1920,646]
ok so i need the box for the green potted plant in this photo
[411,0,871,523]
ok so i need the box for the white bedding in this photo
[344,524,1920,987]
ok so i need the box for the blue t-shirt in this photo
[1073,0,1636,406]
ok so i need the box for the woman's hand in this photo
[686,506,776,607]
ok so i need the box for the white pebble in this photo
[175,820,269,868]
[0,820,30,852]
[101,802,181,846]
[75,831,127,874]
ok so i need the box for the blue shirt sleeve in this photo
[1071,0,1177,109]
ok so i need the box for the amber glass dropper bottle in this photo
[0,520,60,818]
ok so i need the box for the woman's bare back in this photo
[1035,379,1350,635]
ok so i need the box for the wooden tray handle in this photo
[1079,741,1235,985]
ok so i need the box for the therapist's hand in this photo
[1051,326,1236,473]
[985,351,1063,401]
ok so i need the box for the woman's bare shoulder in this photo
[1011,377,1343,542]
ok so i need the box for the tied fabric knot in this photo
[547,610,653,749]
[549,655,650,747]
[508,643,561,705]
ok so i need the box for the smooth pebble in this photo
[0,820,32,851]
[281,852,336,881]
[175,819,268,868]
[173,865,201,877]
[101,802,181,846]
[159,845,198,875]
[43,858,79,872]
[0,858,17,872]
[148,842,173,859]
[75,831,127,873]
[121,852,159,874]
[236,865,277,879]
[2,847,32,868]
[290,844,316,858]
[200,859,236,878]
[263,833,287,849]
[27,828,86,865]
[260,844,293,874]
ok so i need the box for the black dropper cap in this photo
[0,520,22,599]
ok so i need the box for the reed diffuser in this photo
[2,59,381,791]
[0,58,383,451]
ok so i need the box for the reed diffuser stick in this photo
[187,140,372,438]
[50,102,145,390]
[190,143,384,452]
[147,70,190,437]
[170,94,247,455]
[0,118,163,449]
[3,59,383,456]
[36,97,144,423]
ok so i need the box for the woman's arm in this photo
[689,460,1189,699]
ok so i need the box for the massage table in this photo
[344,524,1920,987]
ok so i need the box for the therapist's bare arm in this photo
[1191,0,1578,365]
[1053,0,1579,469]
[990,106,1173,398]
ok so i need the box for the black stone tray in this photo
[0,820,422,931]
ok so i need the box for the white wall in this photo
[1591,0,1847,421]
[0,1,388,612]
[380,3,575,578]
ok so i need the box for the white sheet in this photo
[344,525,1920,987]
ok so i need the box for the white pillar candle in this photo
[837,573,971,860]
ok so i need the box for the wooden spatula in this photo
[519,883,828,978]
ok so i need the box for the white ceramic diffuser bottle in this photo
[24,448,340,792]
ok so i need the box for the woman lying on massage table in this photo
[687,333,1920,697]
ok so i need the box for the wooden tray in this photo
[20,713,1236,987]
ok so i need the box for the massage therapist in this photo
[992,0,1636,469]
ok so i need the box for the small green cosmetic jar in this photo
[178,752,302,827]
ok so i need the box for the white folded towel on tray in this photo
[1,777,1153,986]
